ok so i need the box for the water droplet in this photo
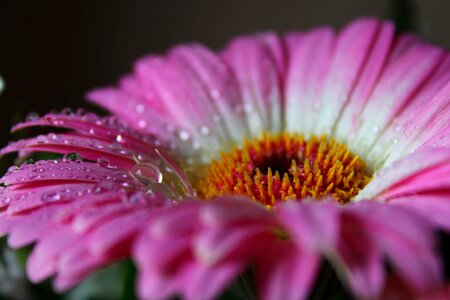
[7,166,18,173]
[48,133,58,140]
[41,192,62,202]
[178,130,190,141]
[61,108,74,115]
[131,163,163,185]
[63,153,82,162]
[97,157,110,168]
[93,185,105,194]
[33,167,44,173]
[116,134,124,143]
[108,142,122,152]
[138,120,147,128]
[36,135,47,143]
[129,191,146,204]
[76,108,87,116]
[200,126,210,135]
[135,104,145,114]
[27,173,39,179]
[23,158,35,164]
[1,196,11,204]
[210,89,220,99]
[25,112,39,122]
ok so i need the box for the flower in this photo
[0,17,449,299]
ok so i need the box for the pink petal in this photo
[137,269,177,300]
[87,210,150,255]
[256,243,320,300]
[315,18,380,135]
[176,260,242,300]
[1,133,137,170]
[390,192,450,231]
[335,213,385,298]
[334,20,394,142]
[277,200,339,250]
[348,202,442,293]
[353,38,444,163]
[222,33,284,134]
[194,223,274,265]
[86,87,173,140]
[12,112,159,153]
[26,227,78,282]
[167,44,249,143]
[199,197,275,227]
[356,148,450,200]
[284,27,334,136]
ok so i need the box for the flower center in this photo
[195,133,371,205]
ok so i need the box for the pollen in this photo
[195,133,371,205]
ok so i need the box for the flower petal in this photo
[284,27,334,137]
[256,243,320,300]
[222,33,284,135]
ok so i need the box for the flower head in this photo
[0,18,449,299]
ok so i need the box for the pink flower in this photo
[0,18,449,299]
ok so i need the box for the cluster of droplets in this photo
[3,132,133,158]
[0,148,197,207]
[5,108,204,205]
[22,109,160,147]
[0,155,143,205]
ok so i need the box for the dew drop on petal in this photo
[131,163,163,185]
[63,152,82,162]
[210,89,220,99]
[138,120,147,128]
[61,108,74,115]
[135,104,145,114]
[36,135,47,143]
[1,196,11,204]
[192,141,202,150]
[48,133,58,141]
[41,192,62,202]
[178,130,190,141]
[23,158,35,164]
[200,126,210,135]
[25,112,39,121]
[76,108,86,116]
[27,173,39,179]
[116,134,124,143]
[97,157,110,168]
[7,166,18,173]
[129,191,146,204]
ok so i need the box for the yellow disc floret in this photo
[195,133,371,206]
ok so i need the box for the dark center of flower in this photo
[195,133,372,205]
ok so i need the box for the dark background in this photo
[0,0,449,145]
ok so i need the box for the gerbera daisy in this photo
[0,18,449,299]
